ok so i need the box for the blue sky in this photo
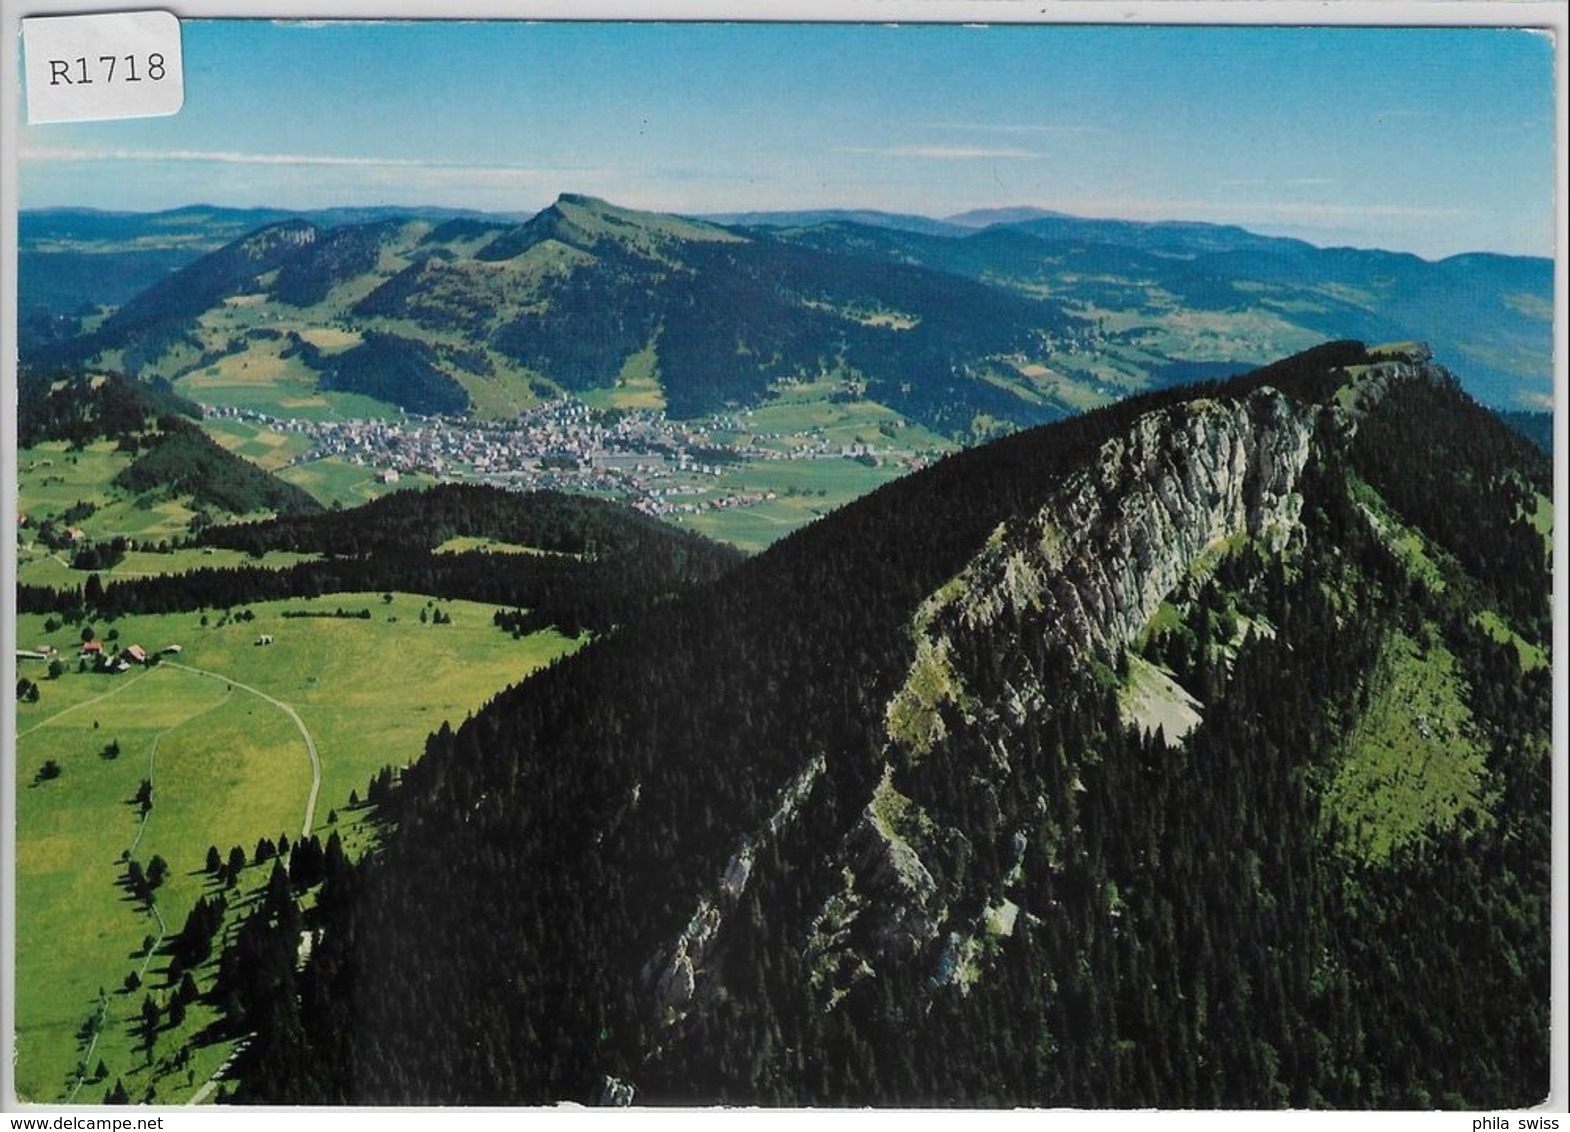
[18,21,1557,260]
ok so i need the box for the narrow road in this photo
[186,1038,249,1106]
[16,668,151,739]
[164,661,322,837]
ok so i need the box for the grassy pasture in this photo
[579,343,665,412]
[110,547,321,578]
[1528,491,1552,542]
[17,441,203,556]
[277,456,436,508]
[433,535,573,557]
[15,552,81,591]
[1322,628,1491,866]
[18,442,126,517]
[17,547,322,591]
[670,501,824,553]
[173,337,396,421]
[203,418,314,471]
[456,362,544,419]
[14,664,302,1104]
[1475,608,1549,672]
[734,395,946,453]
[1074,301,1319,369]
[666,456,911,552]
[12,593,583,1103]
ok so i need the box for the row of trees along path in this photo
[44,656,322,1103]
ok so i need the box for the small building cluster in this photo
[74,639,180,674]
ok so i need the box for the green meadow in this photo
[16,438,306,575]
[1322,629,1491,866]
[203,418,315,471]
[666,455,913,552]
[17,546,324,592]
[277,457,436,508]
[13,593,583,1104]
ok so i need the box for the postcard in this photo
[4,3,1564,1121]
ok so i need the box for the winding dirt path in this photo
[32,661,320,1102]
[163,661,322,837]
[16,668,151,739]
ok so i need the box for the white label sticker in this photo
[23,11,184,124]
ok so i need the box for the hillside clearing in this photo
[12,592,583,1103]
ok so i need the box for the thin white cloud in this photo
[923,122,1103,136]
[834,145,1044,160]
[1215,177,1339,189]
[22,146,458,169]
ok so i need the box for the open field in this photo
[13,592,584,1104]
[434,535,574,557]
[172,336,396,422]
[578,343,666,412]
[17,441,211,563]
[17,545,323,591]
[665,455,914,552]
[203,418,315,471]
[276,456,436,508]
[724,391,949,456]
[1322,628,1491,866]
[18,441,127,518]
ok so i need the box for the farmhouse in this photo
[125,645,149,665]
[80,640,104,657]
[376,469,401,484]
[65,527,86,543]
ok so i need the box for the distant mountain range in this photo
[20,195,1554,419]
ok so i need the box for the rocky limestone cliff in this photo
[647,754,825,1022]
[667,351,1446,1021]
[886,386,1316,762]
[242,220,318,259]
[792,385,1328,998]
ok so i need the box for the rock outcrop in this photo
[670,358,1441,1021]
[886,386,1316,763]
[932,386,1314,667]
[812,384,1327,989]
[646,754,825,1020]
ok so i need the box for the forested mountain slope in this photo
[759,213,1553,410]
[217,342,1552,1108]
[19,482,741,640]
[24,197,1554,432]
[17,369,322,519]
[25,195,1094,433]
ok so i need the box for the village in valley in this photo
[207,393,942,520]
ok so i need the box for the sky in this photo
[17,20,1559,260]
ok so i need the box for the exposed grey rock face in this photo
[846,796,941,959]
[647,754,825,1020]
[243,221,317,259]
[936,387,1315,668]
[597,1075,637,1106]
[670,359,1440,1025]
[884,387,1316,766]
[825,385,1323,982]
